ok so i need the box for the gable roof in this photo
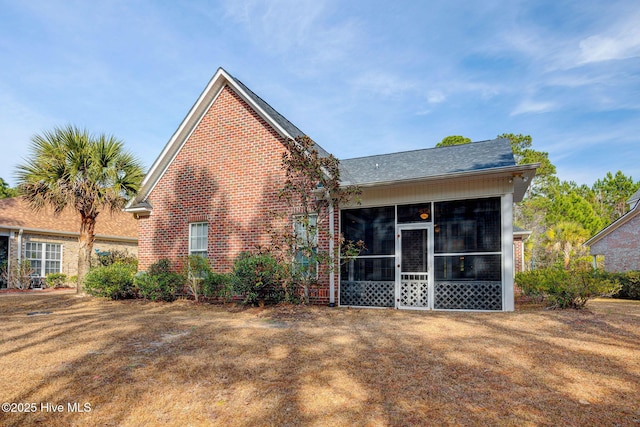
[339,139,538,201]
[585,192,640,247]
[628,188,640,206]
[126,67,328,212]
[0,197,137,240]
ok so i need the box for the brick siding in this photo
[138,85,334,303]
[589,212,640,272]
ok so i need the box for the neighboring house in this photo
[585,189,640,272]
[0,196,138,288]
[513,226,531,274]
[125,67,537,311]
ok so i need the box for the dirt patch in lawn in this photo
[1,295,638,426]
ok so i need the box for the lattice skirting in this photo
[340,281,395,307]
[400,274,429,307]
[434,281,502,311]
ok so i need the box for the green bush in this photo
[45,273,68,288]
[184,255,211,302]
[84,263,137,300]
[94,249,138,268]
[516,264,621,309]
[613,271,640,300]
[202,272,235,301]
[135,259,184,302]
[232,252,285,305]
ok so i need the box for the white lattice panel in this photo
[340,281,395,307]
[400,273,429,307]
[434,281,502,310]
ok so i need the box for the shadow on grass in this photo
[0,295,639,426]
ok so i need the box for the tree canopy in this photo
[0,177,17,199]
[15,125,144,290]
[435,135,471,147]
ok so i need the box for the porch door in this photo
[397,226,433,309]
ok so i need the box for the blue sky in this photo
[1,0,639,188]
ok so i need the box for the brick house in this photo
[585,189,640,272]
[0,196,138,288]
[125,68,537,311]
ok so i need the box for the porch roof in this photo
[339,138,516,185]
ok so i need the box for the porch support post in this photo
[502,193,514,311]
[329,202,336,306]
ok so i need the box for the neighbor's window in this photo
[189,222,208,258]
[294,214,318,278]
[25,242,62,277]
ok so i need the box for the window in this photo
[189,223,208,258]
[294,214,318,278]
[25,242,62,277]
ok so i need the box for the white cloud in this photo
[222,0,360,67]
[510,100,555,116]
[427,90,446,104]
[578,33,640,64]
[351,72,417,98]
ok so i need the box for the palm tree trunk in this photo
[77,216,97,294]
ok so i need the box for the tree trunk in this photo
[77,216,97,294]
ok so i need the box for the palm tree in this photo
[543,221,591,269]
[15,125,144,292]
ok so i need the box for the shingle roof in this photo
[0,197,137,239]
[628,188,640,206]
[339,138,516,185]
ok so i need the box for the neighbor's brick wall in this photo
[589,212,640,272]
[513,236,525,274]
[138,84,334,303]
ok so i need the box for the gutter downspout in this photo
[329,200,336,307]
[17,229,23,264]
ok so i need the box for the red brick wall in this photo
[138,84,333,303]
[589,211,640,272]
[513,236,525,274]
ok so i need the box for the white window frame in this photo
[189,222,208,258]
[25,242,62,277]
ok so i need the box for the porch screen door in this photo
[398,227,432,309]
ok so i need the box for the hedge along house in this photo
[125,68,537,311]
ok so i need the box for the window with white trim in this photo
[25,242,62,277]
[293,214,318,278]
[189,222,208,258]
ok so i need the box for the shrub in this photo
[1,260,33,290]
[232,252,286,305]
[84,262,137,299]
[135,259,184,302]
[94,248,138,268]
[613,271,640,300]
[45,273,68,288]
[516,264,621,309]
[183,255,211,302]
[202,272,235,301]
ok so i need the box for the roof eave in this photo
[585,206,640,247]
[0,225,137,242]
[341,163,538,201]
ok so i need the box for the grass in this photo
[0,293,639,426]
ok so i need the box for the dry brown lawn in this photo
[0,292,638,426]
